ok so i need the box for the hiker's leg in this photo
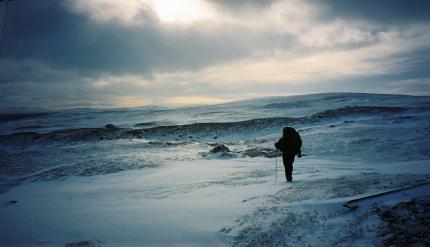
[288,155,295,178]
[282,154,288,180]
[283,154,295,181]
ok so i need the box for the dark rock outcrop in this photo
[240,147,277,158]
[105,124,118,129]
[210,144,231,153]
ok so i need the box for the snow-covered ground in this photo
[0,93,429,246]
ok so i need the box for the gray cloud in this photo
[6,0,425,80]
[315,0,430,24]
[0,0,429,112]
[1,0,295,79]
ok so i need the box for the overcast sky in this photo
[0,0,429,112]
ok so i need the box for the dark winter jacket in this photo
[275,127,302,156]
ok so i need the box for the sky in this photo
[0,0,429,112]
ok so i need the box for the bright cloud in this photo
[69,0,146,25]
[152,0,215,23]
[69,0,216,25]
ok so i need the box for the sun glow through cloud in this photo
[151,0,214,23]
[164,96,227,106]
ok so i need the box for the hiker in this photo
[275,127,302,182]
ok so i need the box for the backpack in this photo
[276,128,302,154]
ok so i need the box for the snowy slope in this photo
[0,93,429,246]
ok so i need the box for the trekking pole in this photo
[275,150,278,182]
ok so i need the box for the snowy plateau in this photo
[0,93,430,246]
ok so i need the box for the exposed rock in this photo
[65,240,103,247]
[126,129,142,137]
[210,144,231,153]
[15,125,45,130]
[2,200,18,207]
[135,120,176,127]
[104,124,118,129]
[241,148,277,158]
[374,196,430,246]
[312,106,406,119]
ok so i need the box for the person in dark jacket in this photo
[275,127,302,182]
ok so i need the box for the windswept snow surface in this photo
[1,93,430,246]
